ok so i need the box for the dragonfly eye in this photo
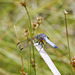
[35,35,38,39]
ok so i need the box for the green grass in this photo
[0,0,75,75]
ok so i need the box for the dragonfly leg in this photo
[38,43,43,52]
[35,41,40,46]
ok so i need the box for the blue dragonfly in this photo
[17,33,57,50]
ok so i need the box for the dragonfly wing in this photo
[44,37,57,48]
[17,38,32,50]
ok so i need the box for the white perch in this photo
[33,41,61,75]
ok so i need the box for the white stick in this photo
[33,41,61,75]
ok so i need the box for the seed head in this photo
[20,1,26,7]
[71,57,75,70]
[32,23,37,30]
[31,58,34,63]
[24,28,29,36]
[24,29,29,33]
[32,63,37,67]
[37,17,42,26]
[37,17,42,21]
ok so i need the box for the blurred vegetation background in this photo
[0,0,75,75]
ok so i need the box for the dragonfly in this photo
[17,33,57,50]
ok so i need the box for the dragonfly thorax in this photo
[35,33,47,42]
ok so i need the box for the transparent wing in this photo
[17,37,39,50]
[17,38,32,50]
